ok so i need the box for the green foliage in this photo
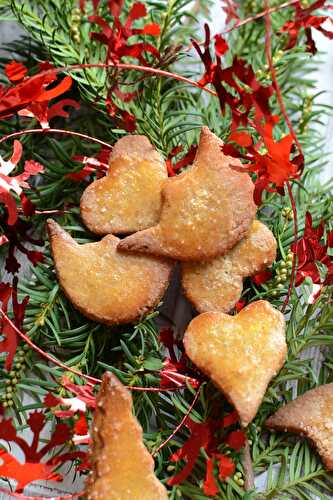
[1,0,332,498]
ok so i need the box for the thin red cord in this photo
[264,0,300,312]
[0,128,112,149]
[0,307,190,392]
[153,385,201,456]
[223,0,299,34]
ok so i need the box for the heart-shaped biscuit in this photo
[184,301,286,427]
[86,373,168,500]
[80,135,167,235]
[118,127,257,261]
[47,220,172,325]
[266,383,333,470]
[182,220,277,313]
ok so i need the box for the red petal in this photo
[203,458,219,496]
[222,410,239,427]
[74,414,89,436]
[252,270,272,285]
[36,76,72,102]
[129,2,146,21]
[214,34,229,57]
[5,61,28,82]
[44,393,62,408]
[226,430,246,451]
[217,454,235,479]
[11,140,23,166]
[143,23,161,36]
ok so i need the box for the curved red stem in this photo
[153,385,201,456]
[0,128,112,149]
[0,307,188,393]
[264,0,300,311]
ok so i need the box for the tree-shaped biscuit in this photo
[266,384,333,470]
[184,301,286,427]
[182,220,277,313]
[80,135,167,235]
[86,372,168,499]
[118,127,257,261]
[47,220,172,325]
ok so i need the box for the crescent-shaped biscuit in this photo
[266,384,333,471]
[80,135,167,235]
[181,220,277,313]
[86,372,168,499]
[47,220,173,325]
[184,301,286,427]
[118,127,257,261]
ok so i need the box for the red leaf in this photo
[5,62,28,82]
[226,430,246,451]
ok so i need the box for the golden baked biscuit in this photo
[181,220,276,313]
[266,384,333,470]
[47,220,172,325]
[86,373,168,500]
[118,127,256,261]
[80,135,167,235]
[184,301,286,427]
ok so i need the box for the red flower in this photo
[226,430,246,451]
[292,211,333,298]
[281,0,333,54]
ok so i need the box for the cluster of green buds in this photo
[233,471,245,487]
[71,7,81,44]
[2,345,30,409]
[272,249,294,297]
[282,207,293,221]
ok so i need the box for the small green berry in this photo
[9,371,15,378]
[277,283,284,289]
[237,478,245,486]
[271,290,278,297]
[280,262,287,270]
[15,363,22,369]
[23,345,29,351]
[280,273,287,281]
[7,400,13,407]
[2,401,8,408]
[5,379,11,385]
[12,378,18,385]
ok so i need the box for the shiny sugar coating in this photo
[47,220,173,325]
[182,220,277,313]
[266,384,333,470]
[118,127,257,261]
[80,135,167,235]
[184,301,286,427]
[85,373,168,500]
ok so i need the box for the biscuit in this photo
[86,372,168,500]
[118,127,256,261]
[47,220,172,325]
[266,384,333,471]
[181,220,276,313]
[80,135,167,235]
[183,301,286,427]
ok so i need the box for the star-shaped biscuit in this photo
[184,301,286,427]
[47,219,172,325]
[182,220,277,313]
[118,127,256,261]
[86,373,168,499]
[266,384,333,470]
[80,135,167,235]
